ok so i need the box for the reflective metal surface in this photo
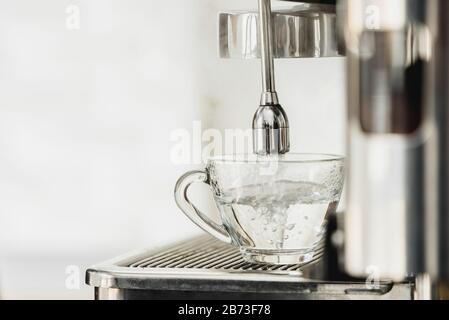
[86,235,415,300]
[342,0,427,281]
[87,236,326,285]
[258,0,277,99]
[252,106,290,155]
[341,0,449,285]
[424,0,449,283]
[252,0,290,155]
[219,4,341,59]
[280,0,337,3]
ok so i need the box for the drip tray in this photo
[85,235,415,300]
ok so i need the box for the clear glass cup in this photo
[174,154,344,265]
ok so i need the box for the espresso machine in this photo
[342,0,449,299]
[86,0,449,300]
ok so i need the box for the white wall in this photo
[0,0,346,299]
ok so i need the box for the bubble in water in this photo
[268,240,274,245]
[275,241,283,249]
[284,235,289,240]
[286,223,295,231]
[272,227,277,232]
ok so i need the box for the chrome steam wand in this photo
[253,0,290,155]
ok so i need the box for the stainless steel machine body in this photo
[86,236,415,300]
[218,3,341,59]
[424,0,449,285]
[342,0,449,291]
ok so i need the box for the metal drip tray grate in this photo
[127,236,324,273]
[86,235,415,300]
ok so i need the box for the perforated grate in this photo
[127,235,325,272]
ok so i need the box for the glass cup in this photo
[174,154,344,265]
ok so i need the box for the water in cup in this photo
[215,179,340,263]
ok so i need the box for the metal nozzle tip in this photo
[252,104,290,155]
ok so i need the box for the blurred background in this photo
[0,0,345,299]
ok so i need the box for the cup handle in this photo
[174,170,232,244]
